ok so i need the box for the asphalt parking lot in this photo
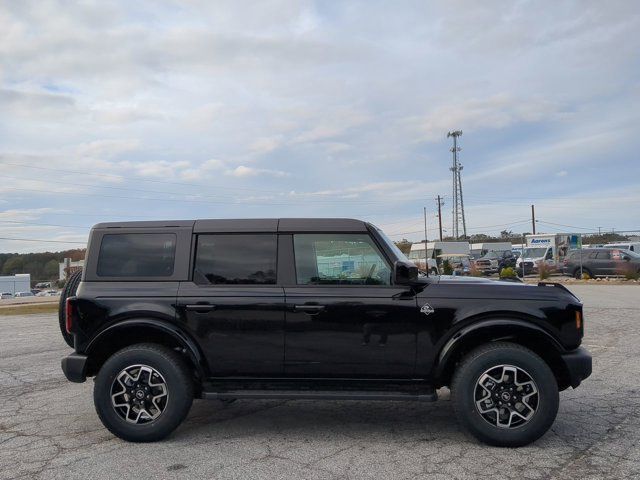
[1,285,639,480]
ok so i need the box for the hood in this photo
[425,275,580,302]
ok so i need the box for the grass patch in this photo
[0,302,59,316]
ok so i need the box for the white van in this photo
[604,242,640,253]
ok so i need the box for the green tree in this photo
[44,259,60,279]
[1,256,24,275]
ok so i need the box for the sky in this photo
[1,0,639,253]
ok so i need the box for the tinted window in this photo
[97,233,176,277]
[596,251,611,259]
[194,234,277,285]
[294,234,390,285]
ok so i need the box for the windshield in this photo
[374,226,411,263]
[522,247,547,258]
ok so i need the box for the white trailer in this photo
[470,242,513,259]
[0,274,31,296]
[409,241,470,273]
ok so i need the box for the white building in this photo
[0,274,31,295]
[59,259,84,280]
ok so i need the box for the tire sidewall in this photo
[94,346,192,442]
[453,345,559,447]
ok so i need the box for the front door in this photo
[177,233,284,377]
[284,233,418,377]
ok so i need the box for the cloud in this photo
[227,165,290,178]
[0,1,639,251]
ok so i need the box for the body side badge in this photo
[420,303,435,316]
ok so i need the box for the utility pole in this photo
[423,207,429,275]
[436,195,444,241]
[447,130,467,239]
[531,205,536,234]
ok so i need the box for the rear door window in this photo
[97,233,176,277]
[194,234,277,285]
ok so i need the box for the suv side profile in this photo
[564,248,640,278]
[61,218,591,447]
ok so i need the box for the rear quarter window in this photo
[97,233,177,277]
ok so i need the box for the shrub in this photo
[623,268,640,280]
[537,261,551,280]
[581,272,591,280]
[469,263,482,277]
[442,259,453,275]
[499,267,517,279]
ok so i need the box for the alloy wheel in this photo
[110,364,169,424]
[474,364,539,429]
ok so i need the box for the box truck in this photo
[515,234,578,276]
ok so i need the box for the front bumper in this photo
[560,347,592,388]
[61,353,88,383]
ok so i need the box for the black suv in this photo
[564,248,640,278]
[61,218,591,447]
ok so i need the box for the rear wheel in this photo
[58,270,82,347]
[94,343,194,442]
[451,342,559,447]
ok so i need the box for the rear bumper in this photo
[560,347,592,388]
[61,353,88,383]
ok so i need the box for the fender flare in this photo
[433,318,565,382]
[85,318,207,378]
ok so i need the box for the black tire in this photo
[94,343,194,442]
[451,342,559,447]
[573,268,592,280]
[58,270,83,347]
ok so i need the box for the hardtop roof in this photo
[92,218,369,233]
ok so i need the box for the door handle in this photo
[184,303,216,313]
[293,305,326,314]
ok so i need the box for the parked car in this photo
[1,292,13,299]
[437,253,471,275]
[564,248,640,278]
[62,218,591,447]
[475,250,516,274]
[14,291,35,297]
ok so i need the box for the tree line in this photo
[0,249,86,284]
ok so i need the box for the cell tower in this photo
[447,130,467,239]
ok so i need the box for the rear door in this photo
[594,250,614,275]
[283,232,418,378]
[177,233,285,377]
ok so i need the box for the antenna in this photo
[447,130,467,239]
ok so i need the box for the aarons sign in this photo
[530,238,552,245]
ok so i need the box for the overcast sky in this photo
[1,1,639,253]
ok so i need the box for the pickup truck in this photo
[60,218,591,447]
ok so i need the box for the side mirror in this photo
[394,260,418,285]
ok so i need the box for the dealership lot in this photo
[1,285,639,480]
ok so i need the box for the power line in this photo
[0,236,86,244]
[0,220,90,229]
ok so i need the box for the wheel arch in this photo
[434,318,572,391]
[84,318,208,383]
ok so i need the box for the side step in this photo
[202,389,438,402]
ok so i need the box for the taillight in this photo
[65,298,74,334]
[575,310,582,330]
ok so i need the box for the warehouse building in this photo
[0,274,31,295]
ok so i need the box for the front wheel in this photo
[94,343,194,442]
[451,342,559,447]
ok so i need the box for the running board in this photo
[202,390,438,402]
